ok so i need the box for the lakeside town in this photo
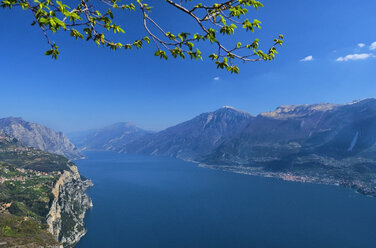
[199,163,376,197]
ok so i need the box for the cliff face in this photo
[0,132,92,247]
[0,117,83,160]
[47,165,93,248]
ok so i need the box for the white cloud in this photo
[336,53,374,62]
[213,77,220,81]
[358,43,366,48]
[370,41,376,50]
[300,55,313,62]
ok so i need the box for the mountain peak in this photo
[214,106,252,116]
[71,122,151,151]
[221,105,236,110]
[2,116,25,123]
[0,117,83,159]
[106,122,136,129]
[123,106,254,159]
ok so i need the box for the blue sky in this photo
[1,0,376,132]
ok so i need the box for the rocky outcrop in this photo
[0,117,83,160]
[47,165,93,248]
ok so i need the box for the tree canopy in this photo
[1,0,283,73]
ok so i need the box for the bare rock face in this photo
[0,117,83,160]
[260,103,339,119]
[47,165,93,248]
[0,132,92,247]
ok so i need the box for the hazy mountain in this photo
[122,106,254,160]
[0,117,83,160]
[70,122,151,151]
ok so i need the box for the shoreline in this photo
[196,162,376,198]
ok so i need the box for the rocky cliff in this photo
[0,117,83,160]
[0,132,92,247]
[47,165,93,248]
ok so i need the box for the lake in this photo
[75,151,376,248]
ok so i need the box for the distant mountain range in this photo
[205,99,376,167]
[74,100,376,165]
[60,98,376,196]
[0,117,83,160]
[69,122,152,151]
[200,99,376,196]
[121,106,253,160]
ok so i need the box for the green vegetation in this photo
[0,213,57,247]
[0,0,283,73]
[0,136,71,172]
[0,164,57,219]
[0,134,64,246]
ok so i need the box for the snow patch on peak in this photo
[216,106,252,117]
[222,106,236,109]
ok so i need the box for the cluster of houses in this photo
[0,175,26,184]
[0,167,61,185]
[0,202,12,213]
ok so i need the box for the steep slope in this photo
[0,132,92,247]
[122,106,254,160]
[0,117,83,160]
[70,122,151,151]
[203,99,376,196]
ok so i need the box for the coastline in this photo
[197,162,376,198]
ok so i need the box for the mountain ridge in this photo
[121,106,254,159]
[109,98,376,197]
[202,98,376,196]
[70,122,152,151]
[0,117,83,160]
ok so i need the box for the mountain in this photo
[122,106,254,160]
[0,131,92,247]
[203,99,376,196]
[0,117,83,160]
[70,122,151,151]
[116,99,376,196]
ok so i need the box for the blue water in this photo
[75,151,376,248]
